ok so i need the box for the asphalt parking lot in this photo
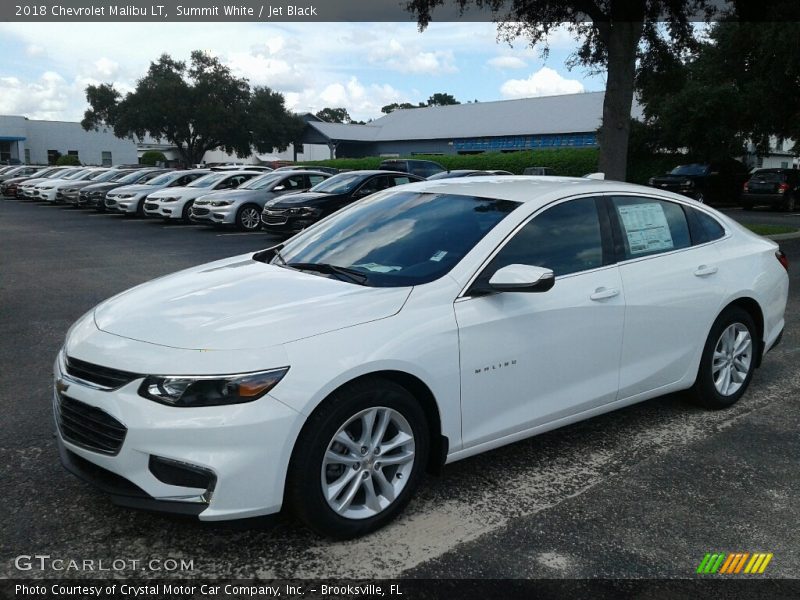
[1,199,798,581]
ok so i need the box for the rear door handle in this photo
[590,287,620,301]
[694,265,718,277]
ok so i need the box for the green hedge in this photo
[140,150,167,166]
[304,149,683,183]
[55,154,81,166]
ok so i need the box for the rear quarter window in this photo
[686,207,726,244]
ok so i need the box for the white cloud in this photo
[370,38,458,75]
[92,57,120,79]
[500,67,584,99]
[0,71,71,119]
[487,56,527,70]
[287,77,406,121]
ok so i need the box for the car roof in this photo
[399,175,687,205]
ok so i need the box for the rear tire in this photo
[689,307,757,409]
[286,377,429,539]
[783,194,796,212]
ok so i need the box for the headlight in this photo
[211,200,233,206]
[161,197,178,203]
[681,179,694,187]
[117,193,134,199]
[138,367,289,407]
[647,178,655,186]
[63,188,76,193]
[288,206,321,216]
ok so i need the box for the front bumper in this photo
[189,205,235,225]
[105,197,138,213]
[53,345,302,520]
[261,210,318,233]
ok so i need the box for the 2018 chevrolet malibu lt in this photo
[35,168,107,203]
[63,169,139,206]
[1,166,64,197]
[191,170,331,231]
[144,171,262,223]
[261,170,423,234]
[18,167,84,200]
[55,177,788,538]
[105,169,210,215]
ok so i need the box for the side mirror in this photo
[273,185,286,192]
[488,264,555,293]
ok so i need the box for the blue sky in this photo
[0,22,607,122]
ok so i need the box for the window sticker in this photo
[617,203,675,255]
[430,250,448,262]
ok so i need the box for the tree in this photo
[639,4,800,159]
[381,102,420,114]
[139,150,167,166]
[249,87,306,155]
[315,107,352,123]
[82,51,300,166]
[427,92,460,106]
[407,1,719,181]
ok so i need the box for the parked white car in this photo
[35,168,107,203]
[55,177,788,538]
[189,170,330,231]
[143,171,262,223]
[105,169,210,215]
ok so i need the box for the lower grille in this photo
[145,203,159,211]
[263,214,289,225]
[65,356,140,389]
[56,394,127,455]
[192,207,210,216]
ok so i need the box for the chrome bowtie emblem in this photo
[55,378,69,394]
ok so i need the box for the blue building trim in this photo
[453,133,597,152]
[0,136,26,141]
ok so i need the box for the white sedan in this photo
[54,177,788,538]
[143,171,262,222]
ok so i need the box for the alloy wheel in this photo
[321,406,415,520]
[239,207,260,230]
[712,323,752,397]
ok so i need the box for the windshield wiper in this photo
[287,262,369,285]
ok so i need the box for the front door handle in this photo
[694,265,718,277]
[590,287,620,301]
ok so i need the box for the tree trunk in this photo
[598,20,643,181]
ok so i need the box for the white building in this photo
[0,115,138,166]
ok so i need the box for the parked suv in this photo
[647,159,748,205]
[742,168,800,212]
[378,159,445,178]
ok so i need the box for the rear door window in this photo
[611,196,691,259]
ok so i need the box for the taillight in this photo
[776,250,789,271]
[743,181,749,192]
[778,183,790,194]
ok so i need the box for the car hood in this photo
[82,181,124,193]
[268,191,337,207]
[35,178,73,188]
[148,186,212,200]
[110,183,161,195]
[3,176,39,185]
[60,181,96,190]
[652,173,702,182]
[195,189,264,204]
[93,254,412,350]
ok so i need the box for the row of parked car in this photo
[0,163,432,233]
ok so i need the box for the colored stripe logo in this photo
[697,552,773,574]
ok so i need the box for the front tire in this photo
[286,377,429,539]
[689,307,757,409]
[236,204,262,231]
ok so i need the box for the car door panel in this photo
[456,196,625,449]
[456,267,625,448]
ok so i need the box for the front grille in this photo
[65,356,140,389]
[263,214,289,225]
[145,203,159,210]
[192,207,210,216]
[56,393,127,455]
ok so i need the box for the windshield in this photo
[308,172,365,194]
[49,168,79,178]
[63,169,91,180]
[29,168,55,177]
[670,164,709,176]
[240,173,283,190]
[109,170,136,182]
[275,191,519,287]
[188,172,227,188]
[87,170,112,181]
[146,172,180,186]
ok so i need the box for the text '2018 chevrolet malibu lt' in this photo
[55,176,788,538]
